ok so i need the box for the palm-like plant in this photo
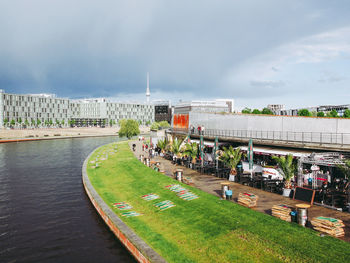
[157,139,169,153]
[219,146,242,174]
[171,138,182,157]
[272,154,296,189]
[182,143,198,163]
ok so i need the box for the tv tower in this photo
[146,72,150,103]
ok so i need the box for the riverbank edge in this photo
[82,143,166,263]
[0,132,149,144]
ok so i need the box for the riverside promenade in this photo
[131,140,350,243]
[0,126,150,143]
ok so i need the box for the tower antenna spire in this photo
[146,72,150,103]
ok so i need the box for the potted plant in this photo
[219,146,242,181]
[182,142,199,168]
[156,139,169,156]
[337,160,350,211]
[272,154,296,197]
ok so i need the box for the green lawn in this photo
[87,141,350,263]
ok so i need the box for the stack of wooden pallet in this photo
[272,204,293,222]
[238,192,258,208]
[311,216,345,237]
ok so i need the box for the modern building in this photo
[154,100,172,123]
[0,89,155,128]
[0,89,70,128]
[267,104,284,115]
[280,104,350,117]
[173,99,233,115]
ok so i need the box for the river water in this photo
[0,136,135,263]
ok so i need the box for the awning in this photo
[239,146,312,158]
[190,139,215,147]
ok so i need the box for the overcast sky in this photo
[1,0,350,110]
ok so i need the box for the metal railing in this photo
[171,128,350,146]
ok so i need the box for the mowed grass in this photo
[87,142,350,263]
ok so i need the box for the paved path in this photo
[130,140,350,242]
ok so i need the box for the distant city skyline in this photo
[1,1,350,110]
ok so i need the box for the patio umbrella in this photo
[248,138,253,177]
[200,135,204,167]
[214,136,219,169]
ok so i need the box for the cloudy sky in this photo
[0,0,350,110]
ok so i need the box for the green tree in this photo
[31,119,35,126]
[252,109,261,114]
[261,108,274,115]
[25,119,29,126]
[298,109,311,117]
[146,120,151,126]
[49,119,53,126]
[56,120,60,125]
[159,121,170,128]
[343,109,350,118]
[37,119,41,126]
[219,146,242,175]
[18,117,22,124]
[182,142,198,163]
[45,120,49,126]
[4,118,9,126]
[61,120,65,125]
[170,138,182,156]
[82,120,86,126]
[317,111,325,117]
[93,120,97,126]
[241,107,251,114]
[103,119,106,126]
[337,160,350,180]
[10,119,16,126]
[109,119,113,126]
[329,109,338,118]
[119,119,140,139]
[157,139,169,153]
[150,122,160,130]
[272,154,296,189]
[119,119,127,127]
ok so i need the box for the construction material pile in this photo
[154,200,176,211]
[238,193,258,208]
[141,193,160,201]
[272,204,293,222]
[165,184,199,201]
[311,217,345,237]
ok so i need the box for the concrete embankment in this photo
[82,145,166,263]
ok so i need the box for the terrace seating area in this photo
[162,151,286,195]
[132,140,350,242]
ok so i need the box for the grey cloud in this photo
[318,72,345,83]
[0,0,349,102]
[250,80,286,88]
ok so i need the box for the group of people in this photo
[190,125,205,135]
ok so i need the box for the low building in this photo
[154,100,172,123]
[173,100,232,115]
[267,104,284,115]
[280,104,350,117]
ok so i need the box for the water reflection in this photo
[0,137,135,263]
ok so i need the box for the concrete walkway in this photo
[131,140,350,243]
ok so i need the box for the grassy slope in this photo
[87,142,350,263]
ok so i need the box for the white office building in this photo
[0,89,70,128]
[0,89,154,128]
[174,99,233,115]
